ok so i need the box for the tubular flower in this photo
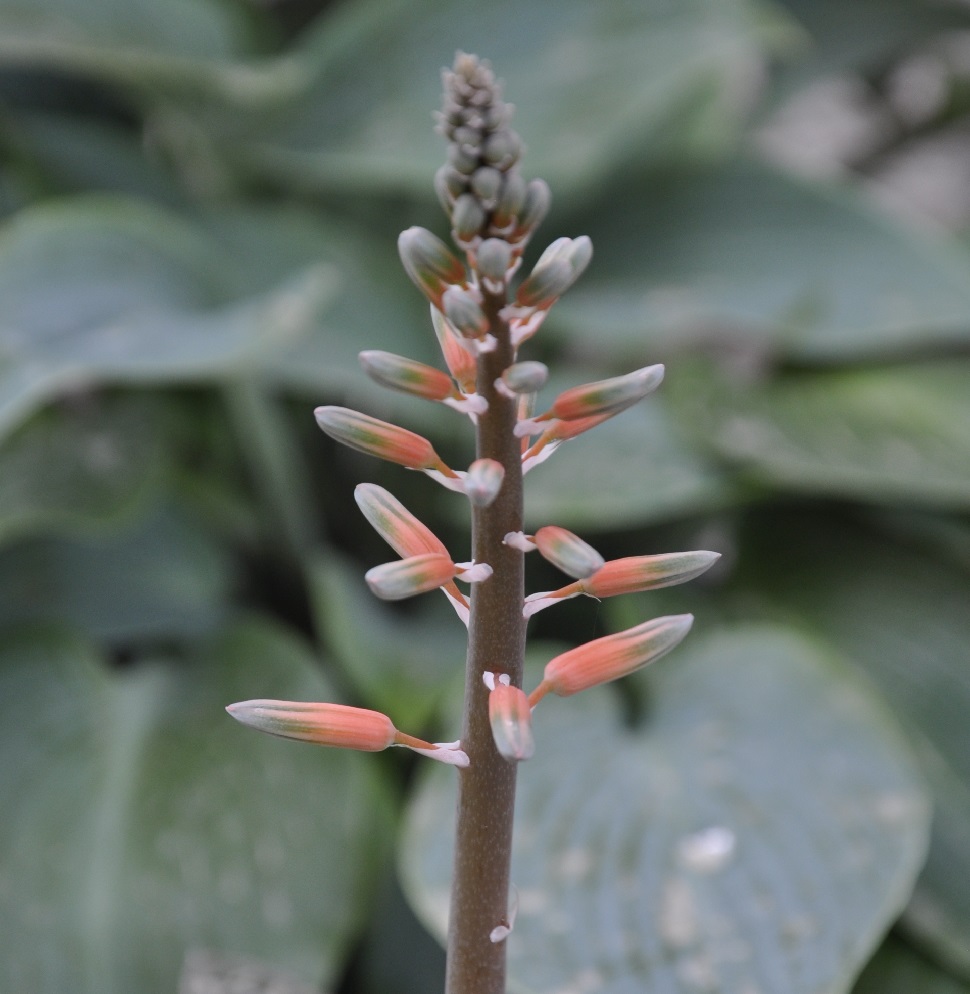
[528,615,694,706]
[534,526,605,579]
[520,411,615,474]
[515,236,593,310]
[431,306,478,394]
[518,364,665,437]
[314,407,463,490]
[484,672,534,761]
[495,360,548,399]
[398,226,467,309]
[366,552,459,600]
[524,550,721,618]
[354,483,472,624]
[358,350,486,418]
[358,350,455,403]
[365,553,491,601]
[355,483,448,558]
[442,284,489,339]
[226,700,468,767]
[465,458,505,507]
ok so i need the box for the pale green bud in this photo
[442,284,488,338]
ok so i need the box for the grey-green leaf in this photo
[740,513,970,978]
[0,197,335,441]
[553,161,970,361]
[216,0,777,197]
[402,625,930,994]
[524,401,734,530]
[0,620,391,993]
[691,360,970,508]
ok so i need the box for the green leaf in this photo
[0,503,234,641]
[523,399,735,530]
[8,111,188,204]
[0,619,391,993]
[686,360,970,508]
[0,196,335,440]
[738,512,970,978]
[766,0,968,100]
[218,0,775,197]
[194,206,436,395]
[0,394,164,544]
[402,625,930,994]
[0,0,263,90]
[853,934,970,994]
[552,160,970,361]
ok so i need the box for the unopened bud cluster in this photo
[228,54,715,782]
[435,52,549,259]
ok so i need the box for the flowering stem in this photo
[446,291,525,994]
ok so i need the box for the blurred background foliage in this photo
[2,0,970,992]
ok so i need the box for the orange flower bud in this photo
[359,350,456,403]
[534,526,605,579]
[354,483,447,559]
[525,550,720,618]
[365,553,458,600]
[485,673,534,761]
[515,236,592,309]
[582,551,720,598]
[528,615,693,705]
[539,364,664,423]
[226,700,469,766]
[226,700,396,751]
[431,306,477,394]
[315,407,462,489]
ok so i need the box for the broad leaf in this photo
[217,0,775,197]
[0,394,164,544]
[0,503,233,641]
[523,400,734,530]
[739,511,970,977]
[0,0,262,90]
[0,197,335,439]
[684,360,970,508]
[0,619,391,993]
[402,625,930,994]
[552,160,970,361]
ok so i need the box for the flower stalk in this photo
[225,51,714,994]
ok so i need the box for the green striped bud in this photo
[398,226,466,308]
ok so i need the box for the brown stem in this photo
[445,290,525,994]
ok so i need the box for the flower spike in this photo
[484,672,534,761]
[528,615,693,706]
[226,700,469,767]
